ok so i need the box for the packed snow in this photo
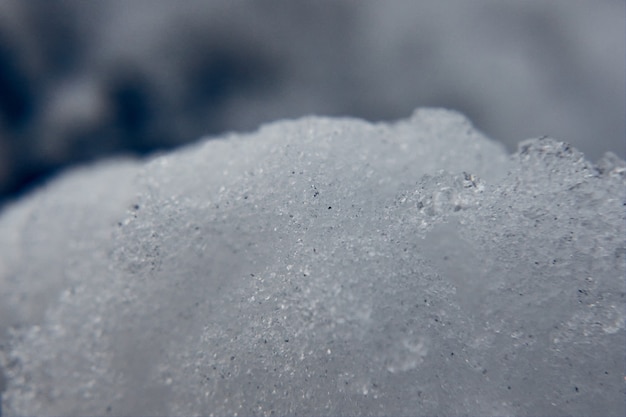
[0,109,624,416]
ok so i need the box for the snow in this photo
[1,1,624,201]
[0,109,624,416]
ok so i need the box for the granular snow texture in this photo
[0,109,624,416]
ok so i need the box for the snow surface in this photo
[0,109,624,416]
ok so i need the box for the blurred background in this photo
[0,0,624,205]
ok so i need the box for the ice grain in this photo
[0,109,624,416]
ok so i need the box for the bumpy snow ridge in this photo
[0,109,624,416]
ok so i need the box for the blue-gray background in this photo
[0,0,623,203]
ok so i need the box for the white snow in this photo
[0,109,624,416]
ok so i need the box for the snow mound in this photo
[0,109,624,416]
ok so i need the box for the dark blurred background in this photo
[0,0,624,205]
